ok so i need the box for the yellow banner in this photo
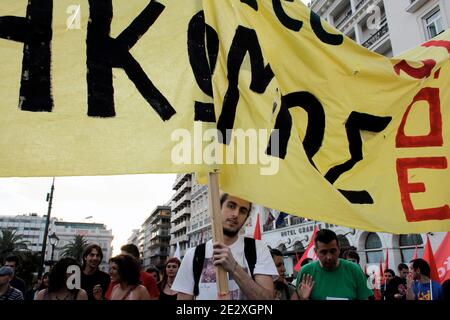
[0,0,210,176]
[203,0,450,233]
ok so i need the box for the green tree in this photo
[61,235,88,264]
[0,229,29,263]
[16,251,41,290]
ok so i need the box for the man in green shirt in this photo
[292,229,373,300]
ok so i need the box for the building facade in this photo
[52,221,114,271]
[384,0,449,55]
[186,179,212,249]
[127,229,140,248]
[310,0,393,56]
[0,214,114,271]
[170,173,192,258]
[142,206,171,270]
[309,0,449,56]
[0,213,56,262]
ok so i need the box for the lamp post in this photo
[49,232,59,265]
[38,177,55,279]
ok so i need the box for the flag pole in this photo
[430,279,433,300]
[207,170,229,299]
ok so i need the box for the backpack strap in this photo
[244,237,257,279]
[193,243,206,297]
[192,238,257,297]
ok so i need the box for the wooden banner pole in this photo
[207,170,229,300]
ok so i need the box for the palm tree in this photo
[0,229,29,263]
[61,235,88,264]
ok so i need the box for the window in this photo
[365,233,383,263]
[399,234,423,263]
[424,7,444,40]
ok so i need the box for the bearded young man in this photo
[172,193,277,300]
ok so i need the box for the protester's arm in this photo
[405,274,415,300]
[35,289,45,300]
[212,242,273,300]
[77,289,88,300]
[230,264,274,300]
[138,286,150,300]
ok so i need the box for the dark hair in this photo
[301,258,313,267]
[343,250,360,264]
[146,266,161,283]
[5,254,20,267]
[270,249,283,257]
[384,269,395,277]
[110,254,141,286]
[314,229,339,247]
[120,244,140,259]
[398,263,408,272]
[159,258,181,291]
[410,258,431,278]
[38,272,50,291]
[48,257,80,294]
[220,193,252,217]
[82,244,103,268]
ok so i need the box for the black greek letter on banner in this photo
[217,26,274,144]
[0,0,53,112]
[241,0,258,11]
[310,10,343,45]
[272,0,303,32]
[265,92,325,168]
[188,11,219,123]
[324,112,392,204]
[86,0,175,120]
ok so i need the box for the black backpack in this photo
[192,237,257,297]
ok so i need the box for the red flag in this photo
[412,245,419,260]
[434,232,450,283]
[423,234,440,282]
[293,226,318,272]
[253,213,261,240]
[373,256,383,300]
[379,256,384,283]
[384,248,389,271]
[364,264,368,276]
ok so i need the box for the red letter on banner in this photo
[393,59,436,79]
[396,157,450,222]
[396,87,443,148]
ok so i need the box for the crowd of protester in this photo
[1,194,449,301]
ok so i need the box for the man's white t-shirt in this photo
[172,236,278,300]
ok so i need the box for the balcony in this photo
[405,0,428,13]
[335,9,353,30]
[172,194,191,212]
[149,249,169,257]
[150,230,170,241]
[362,21,389,49]
[148,240,169,249]
[171,207,191,223]
[337,0,383,33]
[172,173,190,190]
[170,221,188,234]
[170,234,189,245]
